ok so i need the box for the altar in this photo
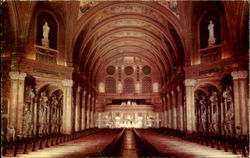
[96,102,160,128]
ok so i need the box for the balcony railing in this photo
[199,44,222,64]
[35,45,58,64]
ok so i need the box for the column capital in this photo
[62,79,73,87]
[231,70,248,80]
[184,79,197,86]
[9,71,26,80]
[19,72,27,80]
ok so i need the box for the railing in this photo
[199,44,222,64]
[35,45,58,64]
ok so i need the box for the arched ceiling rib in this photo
[73,1,185,82]
[88,45,167,76]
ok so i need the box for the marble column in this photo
[98,112,101,128]
[62,79,73,134]
[162,96,166,127]
[177,86,184,132]
[231,70,249,135]
[81,90,86,130]
[90,97,95,128]
[156,113,159,128]
[143,112,147,128]
[167,93,172,128]
[86,94,91,129]
[184,79,197,134]
[171,90,177,130]
[9,71,27,137]
[74,86,81,132]
[165,94,168,128]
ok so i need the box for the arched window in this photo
[142,77,152,93]
[105,77,116,93]
[36,12,57,49]
[123,78,135,93]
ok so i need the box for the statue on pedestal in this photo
[208,20,216,46]
[209,91,218,133]
[222,86,234,135]
[199,95,207,133]
[6,126,15,142]
[41,21,50,48]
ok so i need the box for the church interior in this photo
[1,1,249,157]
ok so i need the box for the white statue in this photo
[41,21,50,47]
[43,22,50,39]
[209,91,218,133]
[23,107,32,136]
[24,86,35,111]
[208,20,216,46]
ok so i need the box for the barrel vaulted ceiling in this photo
[72,1,186,81]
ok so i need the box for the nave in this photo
[3,128,243,158]
[2,1,249,158]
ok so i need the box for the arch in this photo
[194,81,221,93]
[72,1,186,80]
[73,1,185,56]
[36,83,63,136]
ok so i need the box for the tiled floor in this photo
[136,129,242,158]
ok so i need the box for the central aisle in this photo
[120,128,139,158]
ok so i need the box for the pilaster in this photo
[184,79,197,134]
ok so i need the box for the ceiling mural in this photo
[78,1,100,20]
[157,1,179,18]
